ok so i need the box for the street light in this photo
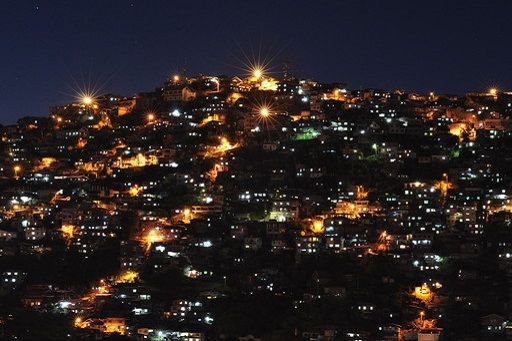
[489,88,498,100]
[13,165,20,179]
[147,113,155,125]
[82,96,93,105]
[253,68,262,79]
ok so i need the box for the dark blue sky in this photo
[1,0,511,125]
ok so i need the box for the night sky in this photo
[1,0,511,125]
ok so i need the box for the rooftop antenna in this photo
[282,60,291,80]
[182,58,187,79]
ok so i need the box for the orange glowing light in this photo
[128,184,142,197]
[251,93,280,133]
[83,96,93,105]
[61,224,76,238]
[231,43,280,84]
[65,73,103,108]
[146,229,163,244]
[301,217,325,235]
[312,219,324,234]
[117,270,139,283]
[356,185,369,200]
[433,179,454,198]
[13,165,21,178]
[205,136,238,157]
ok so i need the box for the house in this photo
[352,301,376,317]
[297,235,321,254]
[1,270,27,289]
[163,86,197,102]
[302,326,338,341]
[101,317,127,334]
[75,317,126,335]
[0,229,17,241]
[418,328,442,341]
[262,140,279,152]
[323,286,346,298]
[21,284,54,308]
[238,334,262,341]
[270,238,289,252]
[244,237,262,251]
[480,313,505,334]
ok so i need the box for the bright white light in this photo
[59,301,72,309]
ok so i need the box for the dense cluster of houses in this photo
[0,71,512,340]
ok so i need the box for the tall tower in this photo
[182,58,188,79]
[282,60,291,80]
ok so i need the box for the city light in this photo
[204,136,238,157]
[230,42,279,88]
[250,93,280,134]
[211,77,220,91]
[82,96,93,105]
[253,68,262,79]
[13,165,20,179]
[129,184,143,196]
[61,224,77,239]
[433,178,454,199]
[356,185,369,200]
[146,229,164,245]
[116,270,139,283]
[0,46,507,341]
